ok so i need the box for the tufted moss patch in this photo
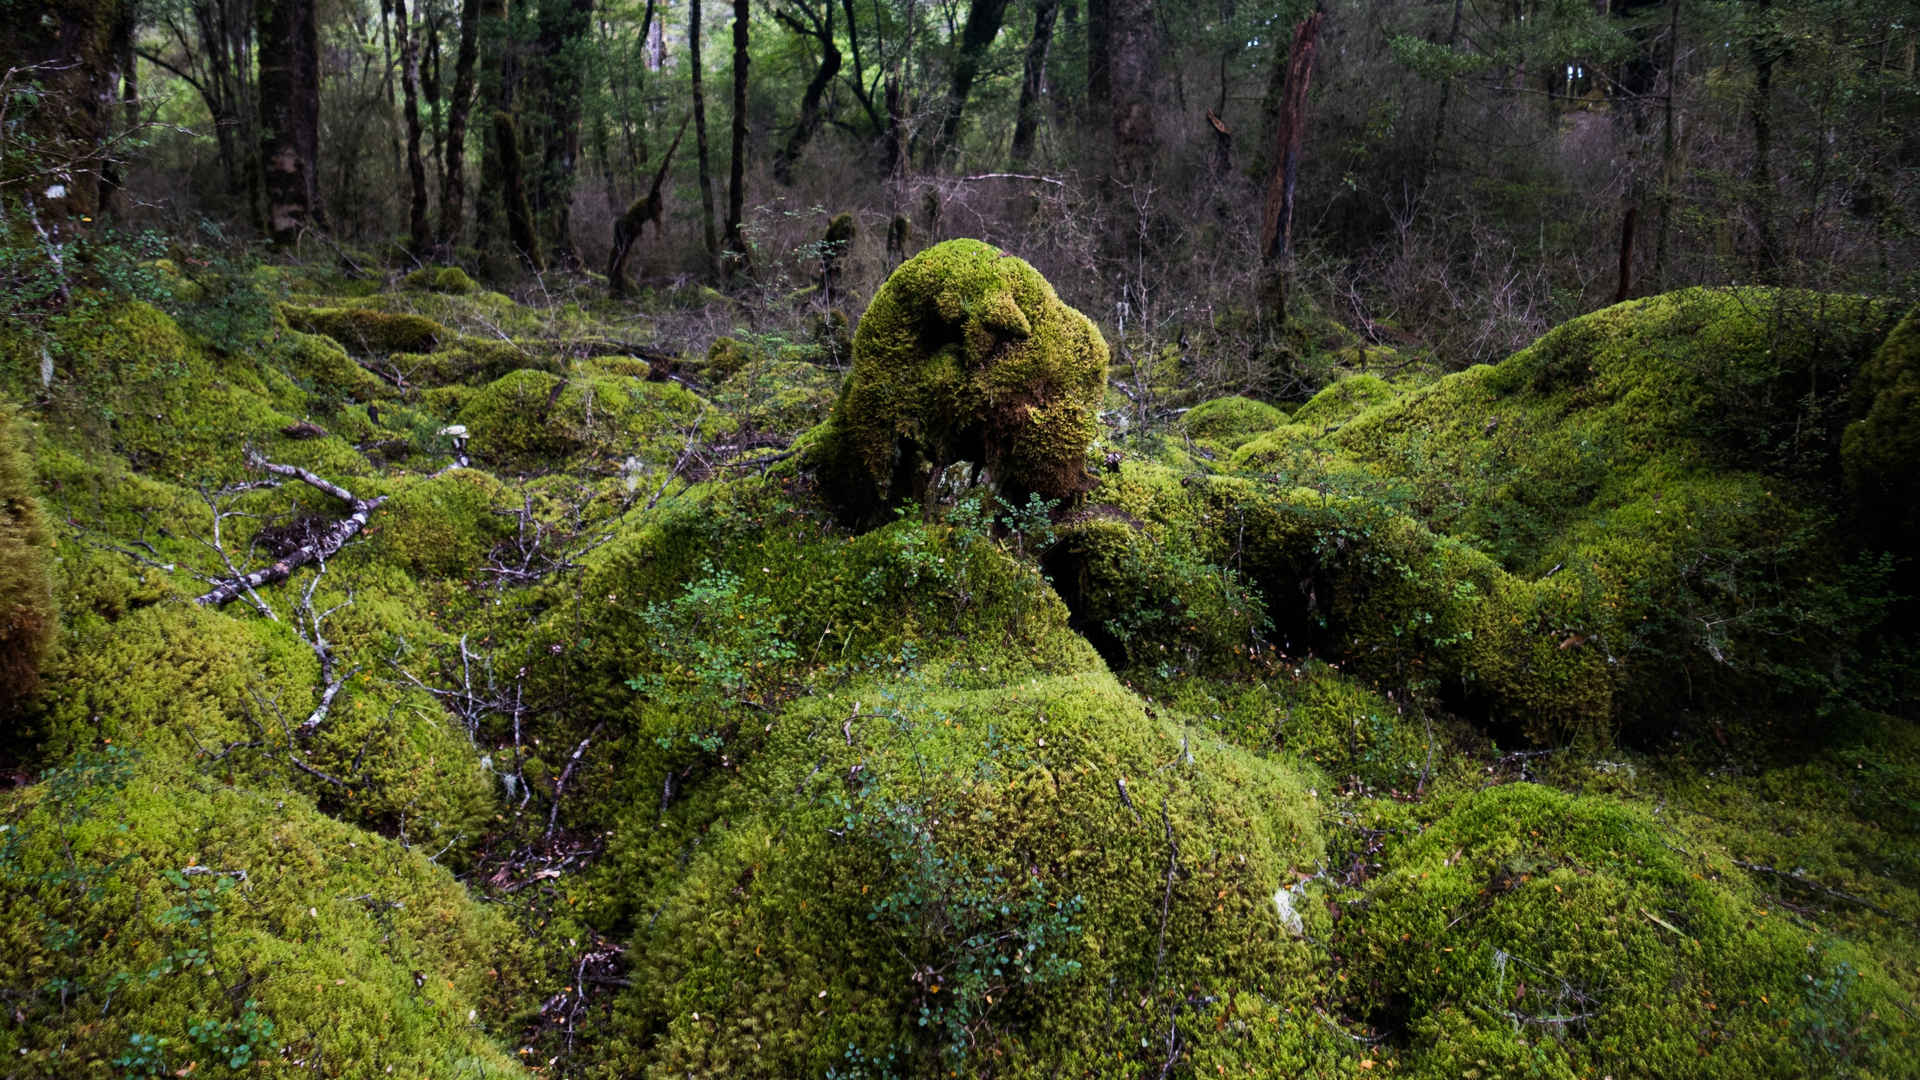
[366,468,517,578]
[403,265,481,295]
[1180,395,1288,457]
[455,367,708,472]
[810,239,1109,524]
[712,357,838,437]
[1841,305,1920,555]
[1344,783,1912,1079]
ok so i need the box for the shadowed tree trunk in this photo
[394,0,433,255]
[1011,0,1059,165]
[691,0,720,264]
[0,0,134,222]
[773,1,842,185]
[258,0,323,244]
[927,0,1011,167]
[1106,0,1156,186]
[1746,0,1780,282]
[725,0,751,276]
[1086,0,1110,125]
[439,0,483,250]
[1259,8,1322,326]
[532,0,594,265]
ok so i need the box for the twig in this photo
[194,454,388,607]
[959,172,1064,186]
[546,723,607,841]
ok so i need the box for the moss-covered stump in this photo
[0,750,530,1077]
[0,405,54,705]
[812,239,1109,524]
[1345,783,1911,1079]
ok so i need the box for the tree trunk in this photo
[1650,0,1680,289]
[258,0,323,244]
[725,0,751,276]
[1259,9,1322,324]
[691,0,720,262]
[1086,0,1111,125]
[1746,0,1779,282]
[1011,0,1059,164]
[494,110,546,269]
[395,0,433,255]
[475,0,513,257]
[1106,0,1156,185]
[532,0,594,265]
[928,0,1011,167]
[0,1,134,222]
[773,3,842,185]
[439,0,483,250]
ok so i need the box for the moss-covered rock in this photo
[1346,783,1910,1078]
[274,326,395,401]
[701,335,762,382]
[1842,306,1920,549]
[713,357,837,436]
[282,304,446,355]
[0,405,54,706]
[812,239,1109,523]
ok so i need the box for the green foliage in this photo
[455,366,706,471]
[1842,306,1920,548]
[626,561,798,754]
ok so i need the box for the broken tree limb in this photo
[194,454,388,607]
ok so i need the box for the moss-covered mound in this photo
[0,404,54,705]
[1345,783,1911,1078]
[813,239,1109,523]
[456,367,706,471]
[368,468,516,577]
[0,749,528,1077]
[1842,305,1920,553]
[282,304,445,355]
[1180,395,1288,458]
[404,265,481,295]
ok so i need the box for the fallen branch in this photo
[959,172,1064,186]
[194,454,388,607]
[546,723,607,841]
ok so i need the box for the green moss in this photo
[282,304,446,355]
[367,468,515,578]
[1289,373,1396,428]
[404,265,481,295]
[1841,306,1920,546]
[594,669,1325,1076]
[702,335,762,381]
[1347,783,1910,1078]
[0,749,530,1076]
[456,367,707,472]
[273,326,394,401]
[713,358,837,436]
[390,337,560,388]
[0,404,55,705]
[1181,395,1287,449]
[812,239,1110,523]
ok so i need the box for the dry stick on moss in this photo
[293,563,360,735]
[545,722,606,841]
[194,454,389,607]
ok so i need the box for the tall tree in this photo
[0,0,134,222]
[1106,0,1156,184]
[772,0,842,185]
[1745,0,1781,281]
[725,0,751,275]
[1259,8,1322,326]
[691,0,721,262]
[531,0,595,265]
[140,0,259,200]
[1011,0,1060,164]
[257,0,323,244]
[439,0,484,249]
[393,0,434,254]
[927,0,1012,166]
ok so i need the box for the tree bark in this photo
[1011,0,1059,165]
[1746,0,1779,282]
[532,0,595,265]
[773,2,842,185]
[1259,9,1323,324]
[928,0,1011,167]
[0,0,135,222]
[725,0,751,276]
[439,0,483,250]
[1650,0,1680,289]
[475,0,513,256]
[1086,0,1111,124]
[258,0,323,244]
[395,0,433,255]
[1106,0,1156,185]
[691,0,720,262]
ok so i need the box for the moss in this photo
[281,304,446,355]
[1289,373,1396,428]
[713,358,837,436]
[0,404,55,705]
[812,239,1109,524]
[1841,306,1920,548]
[0,750,530,1076]
[1180,394,1288,460]
[390,337,560,388]
[811,308,853,366]
[593,670,1326,1076]
[456,367,706,472]
[403,265,480,295]
[1346,783,1911,1078]
[367,468,516,578]
[702,335,762,381]
[273,326,395,401]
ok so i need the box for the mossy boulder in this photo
[813,239,1109,523]
[1180,395,1288,461]
[700,335,762,381]
[0,405,54,705]
[1346,783,1910,1078]
[282,304,445,355]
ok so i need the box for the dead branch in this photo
[959,172,1064,186]
[194,454,388,607]
[546,723,607,841]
